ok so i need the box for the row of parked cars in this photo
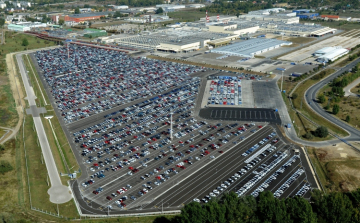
[236,151,289,197]
[95,121,251,208]
[251,155,300,197]
[35,45,204,123]
[273,168,305,198]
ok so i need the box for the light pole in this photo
[276,68,286,92]
[170,111,173,141]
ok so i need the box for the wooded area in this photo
[154,190,360,223]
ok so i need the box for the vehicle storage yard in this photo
[31,44,317,214]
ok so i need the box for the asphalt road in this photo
[16,50,72,204]
[306,58,360,142]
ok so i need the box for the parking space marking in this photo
[130,125,271,209]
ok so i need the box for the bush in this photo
[292,93,298,100]
[0,160,13,174]
[318,94,326,103]
[333,104,340,115]
[314,126,329,138]
[346,115,350,123]
[304,132,313,139]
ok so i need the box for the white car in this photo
[195,157,200,161]
[127,171,133,175]
[210,155,215,159]
[193,198,200,203]
[221,184,227,189]
[213,189,220,194]
[126,184,132,188]
[209,192,216,197]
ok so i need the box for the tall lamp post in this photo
[276,67,286,92]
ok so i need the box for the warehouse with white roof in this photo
[316,47,349,62]
[210,38,292,58]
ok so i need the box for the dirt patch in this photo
[311,143,360,192]
[0,76,7,86]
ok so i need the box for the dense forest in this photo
[154,190,360,223]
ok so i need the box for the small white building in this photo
[20,1,31,7]
[113,5,129,10]
[188,4,205,8]
[0,1,6,9]
[156,4,185,10]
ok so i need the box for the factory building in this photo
[320,15,340,21]
[238,14,299,24]
[297,13,319,19]
[210,38,292,58]
[315,47,349,62]
[258,22,336,37]
[63,12,113,22]
[83,28,107,38]
[208,22,259,35]
[293,9,311,14]
[7,22,47,32]
[112,28,237,52]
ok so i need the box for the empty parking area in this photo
[32,44,315,215]
[199,107,281,124]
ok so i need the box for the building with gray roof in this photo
[210,38,292,58]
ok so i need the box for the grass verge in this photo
[22,53,80,182]
[282,69,348,137]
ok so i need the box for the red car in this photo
[128,166,134,170]
[180,166,186,169]
[93,191,99,195]
[106,196,112,201]
[219,151,224,154]
[258,125,263,128]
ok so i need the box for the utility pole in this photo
[57,203,59,217]
[170,112,173,141]
[281,70,284,92]
[277,68,286,92]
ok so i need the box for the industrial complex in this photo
[5,2,360,220]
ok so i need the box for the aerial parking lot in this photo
[31,44,317,215]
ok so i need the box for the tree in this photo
[75,7,80,14]
[286,196,317,223]
[346,115,350,122]
[289,76,292,81]
[314,126,328,138]
[292,93,298,100]
[156,7,164,14]
[318,94,326,103]
[22,38,29,47]
[58,19,65,25]
[0,160,13,174]
[0,18,4,27]
[304,132,313,139]
[333,104,340,115]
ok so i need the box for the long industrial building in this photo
[106,28,238,52]
[315,47,349,62]
[210,38,292,58]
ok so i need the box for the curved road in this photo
[305,58,360,141]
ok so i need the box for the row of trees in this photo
[155,189,360,223]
